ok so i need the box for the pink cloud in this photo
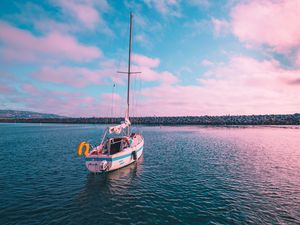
[130,65,178,85]
[19,85,103,117]
[0,72,16,95]
[131,53,178,84]
[0,85,14,94]
[0,22,102,63]
[201,59,214,66]
[132,53,160,68]
[101,93,122,102]
[81,96,94,105]
[58,1,100,29]
[34,19,79,33]
[55,0,113,35]
[9,56,300,117]
[136,56,300,116]
[30,61,126,88]
[231,0,300,52]
[100,93,125,117]
[100,59,116,68]
[159,71,178,84]
[22,84,41,95]
[9,1,112,35]
[31,66,106,87]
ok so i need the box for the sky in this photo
[0,0,300,117]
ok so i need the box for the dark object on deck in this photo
[132,151,137,160]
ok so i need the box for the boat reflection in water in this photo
[75,156,144,208]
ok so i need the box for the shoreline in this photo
[1,113,299,125]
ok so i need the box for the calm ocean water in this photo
[0,123,300,224]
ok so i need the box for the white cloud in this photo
[212,18,230,36]
[144,0,181,17]
[201,59,214,66]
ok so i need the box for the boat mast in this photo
[126,12,133,135]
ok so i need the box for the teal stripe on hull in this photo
[86,147,143,162]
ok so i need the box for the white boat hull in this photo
[85,135,144,173]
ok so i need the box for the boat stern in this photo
[85,156,111,173]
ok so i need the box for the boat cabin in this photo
[102,136,131,155]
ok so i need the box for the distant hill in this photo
[0,110,66,119]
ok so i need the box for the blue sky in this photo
[0,0,300,117]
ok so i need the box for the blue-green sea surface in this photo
[0,123,300,224]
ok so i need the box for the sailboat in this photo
[77,13,144,173]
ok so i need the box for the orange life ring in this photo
[77,142,90,156]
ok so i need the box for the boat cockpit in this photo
[100,136,132,155]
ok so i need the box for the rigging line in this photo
[131,73,136,124]
[137,78,141,128]
[133,74,137,125]
[136,75,139,125]
[111,83,116,124]
[132,64,137,126]
[131,77,134,121]
[140,74,143,127]
[137,74,141,127]
[132,68,139,128]
[136,76,140,124]
[132,63,141,127]
[139,75,142,128]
